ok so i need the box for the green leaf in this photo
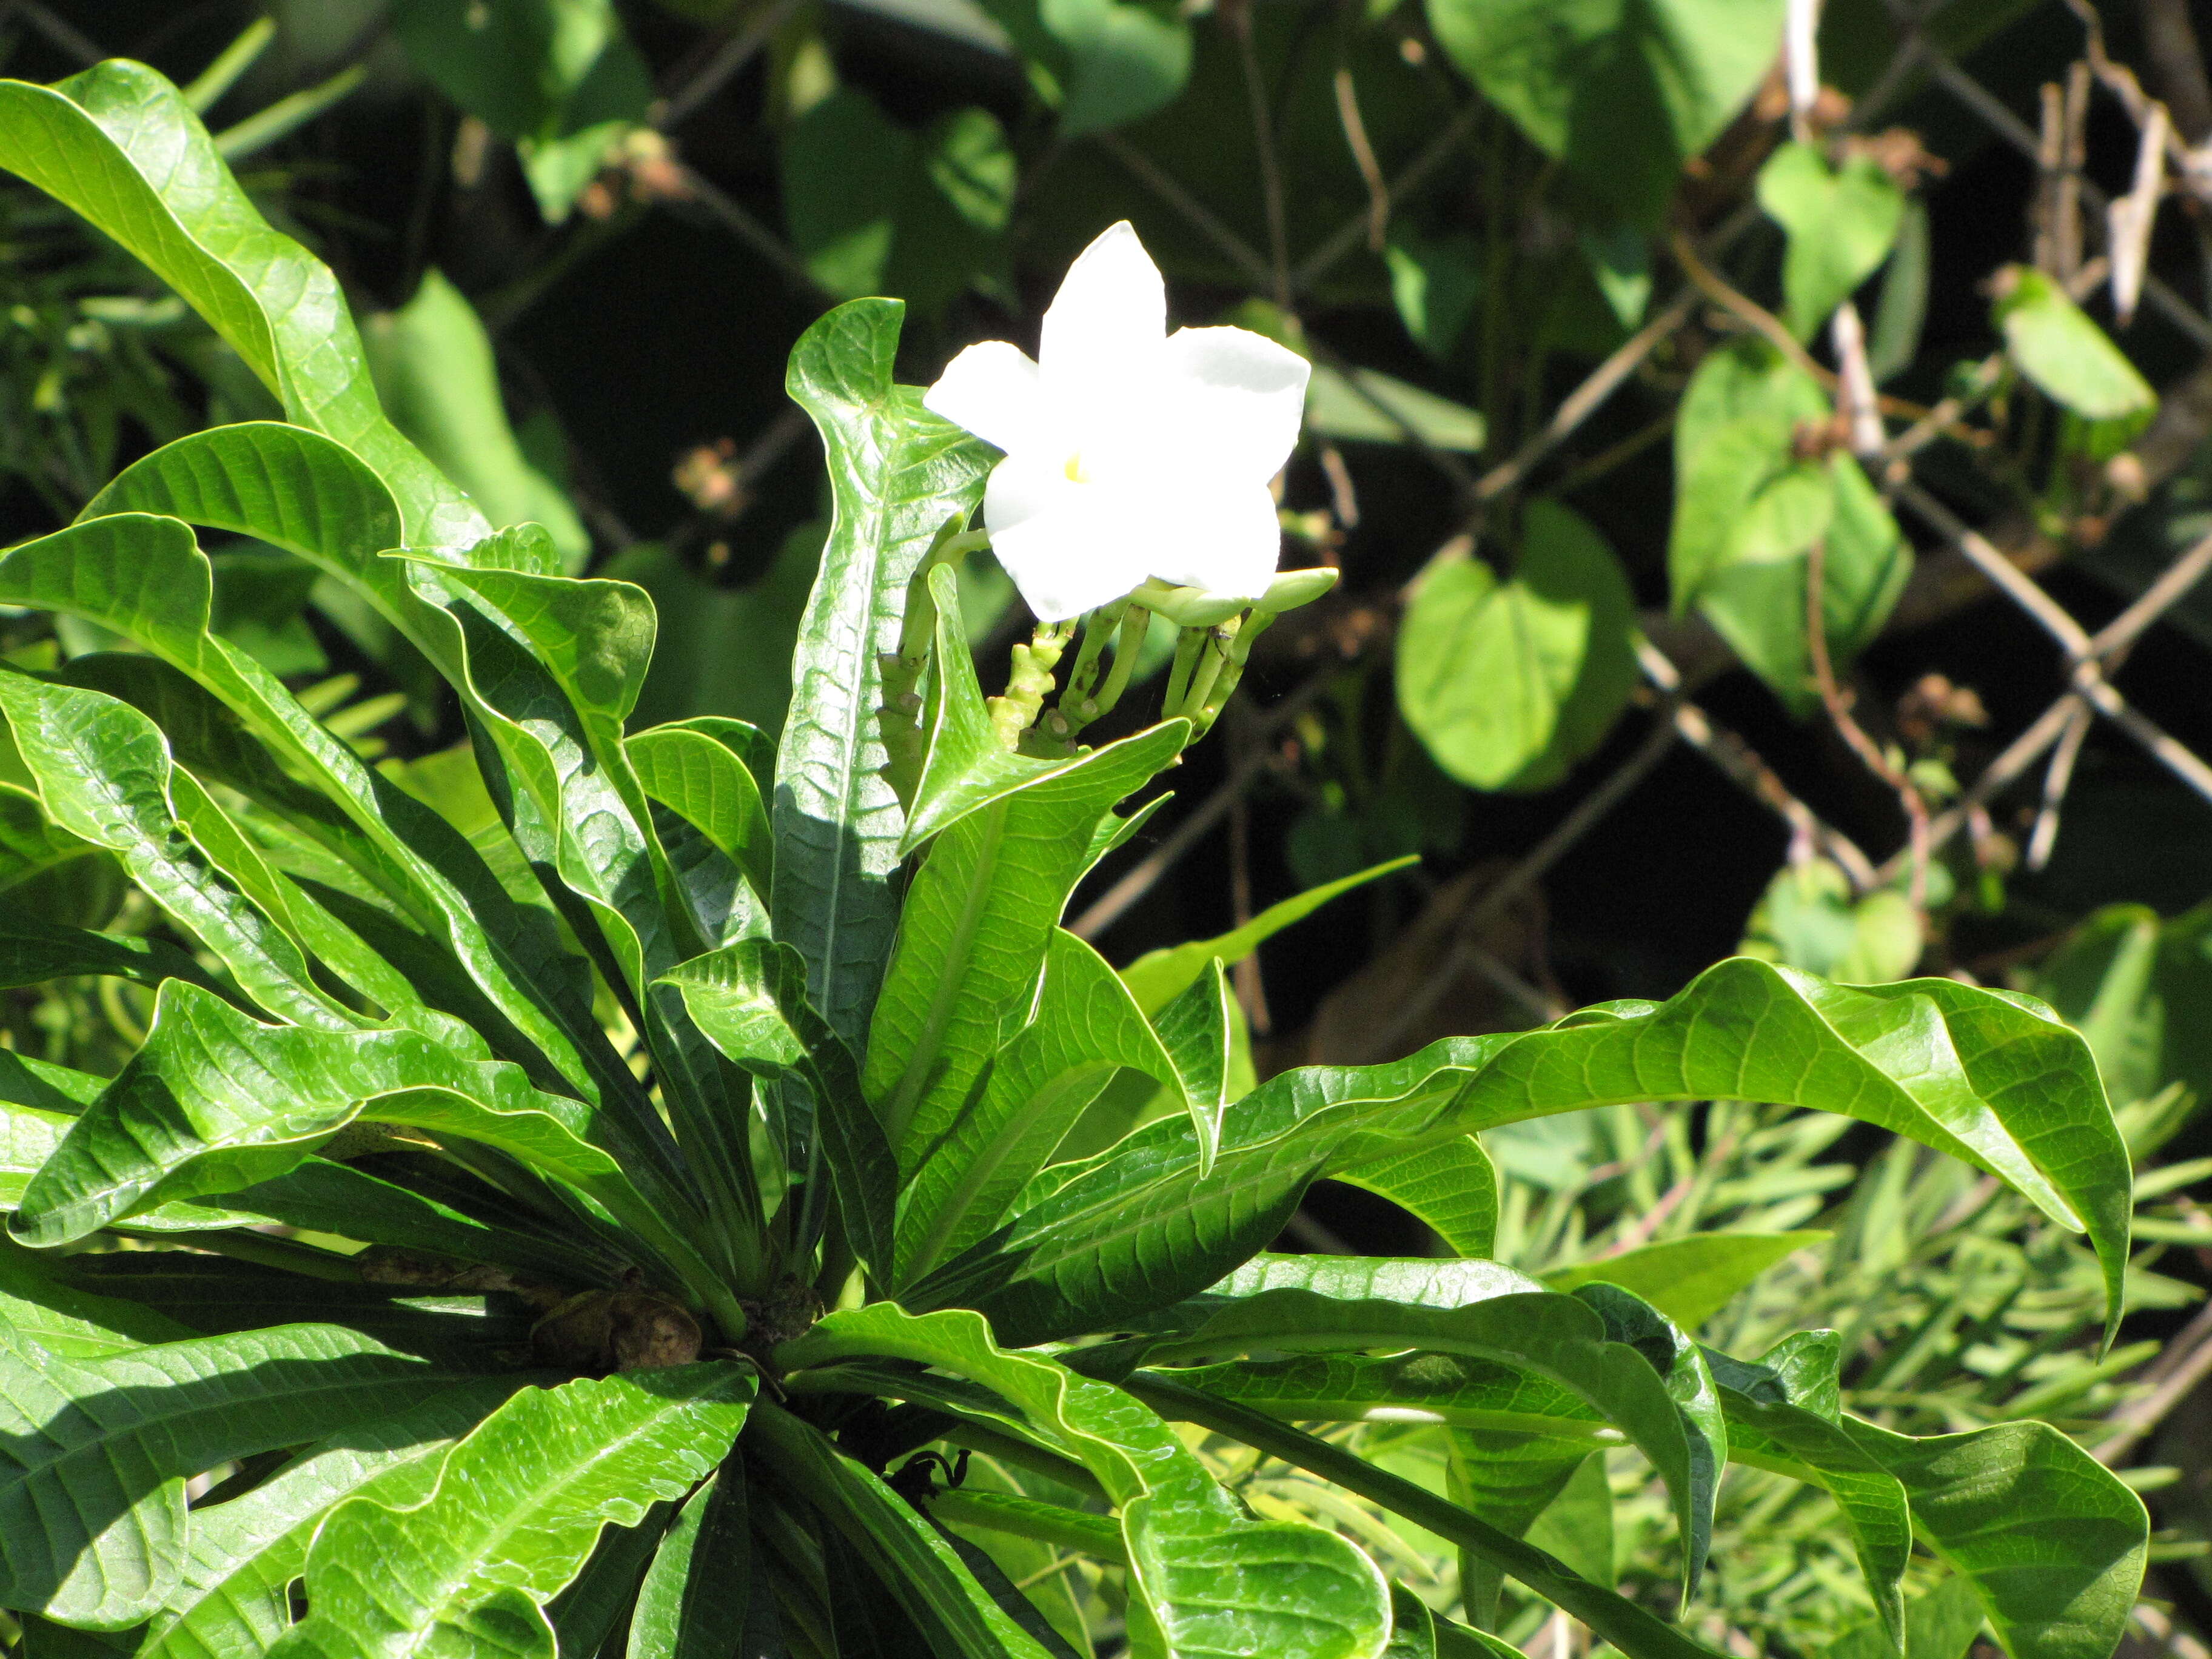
[1422,0,1786,226]
[865,716,1188,1162]
[1756,142,1907,340]
[83,421,404,576]
[1994,266,2157,420]
[1127,1372,1720,1659]
[0,1238,195,1359]
[1307,367,1487,452]
[0,514,618,1130]
[1330,1135,1498,1257]
[0,61,484,546]
[916,957,2128,1346]
[659,938,897,1279]
[629,720,774,905]
[776,298,993,1049]
[1118,856,1416,1016]
[892,927,1188,1285]
[777,1304,1394,1659]
[1700,1337,1912,1646]
[547,1507,674,1659]
[1396,502,1635,793]
[137,1379,522,1659]
[746,1402,1064,1658]
[0,1318,484,1628]
[270,1364,756,1659]
[1544,1232,1828,1329]
[1741,857,1924,985]
[0,912,214,997]
[1135,1284,1712,1597]
[0,674,361,1030]
[389,0,650,222]
[9,979,709,1315]
[1820,1577,1985,1659]
[365,272,589,563]
[1842,1415,2146,1659]
[626,1464,750,1659]
[1668,343,1908,708]
[1386,232,1484,361]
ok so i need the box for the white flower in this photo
[922,222,1311,623]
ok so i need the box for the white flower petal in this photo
[1040,222,1166,409]
[923,340,1044,455]
[984,454,1151,621]
[1155,325,1311,483]
[1143,477,1284,600]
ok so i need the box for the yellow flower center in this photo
[1063,451,1091,484]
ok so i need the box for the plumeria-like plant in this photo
[0,59,2148,1659]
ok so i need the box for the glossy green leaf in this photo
[626,1464,750,1659]
[0,61,483,546]
[1994,267,2157,421]
[1757,143,1906,340]
[629,720,774,904]
[270,1364,755,1659]
[1331,1134,1498,1257]
[776,298,992,1049]
[0,514,617,1127]
[893,927,1188,1285]
[777,1303,1394,1659]
[1128,1372,1720,1659]
[0,913,213,996]
[0,1239,195,1359]
[659,938,897,1278]
[1700,1336,1911,1646]
[0,674,358,1030]
[916,957,2127,1346]
[0,1318,483,1628]
[136,1379,522,1659]
[1397,503,1635,793]
[1544,1232,1828,1329]
[366,272,589,560]
[865,717,1188,1163]
[748,1402,1063,1658]
[1843,1415,2145,1659]
[9,979,712,1315]
[1137,1284,1711,1595]
[1118,856,1416,1016]
[1423,0,1785,225]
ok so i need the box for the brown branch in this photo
[2139,0,2212,144]
[1808,537,1929,909]
[1333,68,1390,254]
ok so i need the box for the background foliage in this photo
[1,0,2211,1654]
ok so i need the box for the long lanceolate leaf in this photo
[0,675,359,1031]
[776,298,992,1049]
[915,959,2129,1346]
[6,979,735,1332]
[776,1304,1394,1659]
[269,1364,756,1659]
[136,1380,523,1659]
[0,62,483,548]
[0,1318,488,1629]
[746,1403,1064,1659]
